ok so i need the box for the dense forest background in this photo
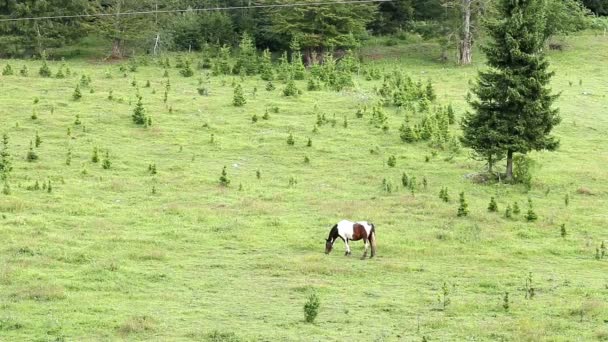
[0,0,606,61]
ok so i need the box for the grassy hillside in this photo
[0,32,607,341]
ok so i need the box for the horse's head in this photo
[325,238,334,254]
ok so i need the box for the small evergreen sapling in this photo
[525,198,538,222]
[92,147,99,163]
[439,187,449,202]
[307,138,312,147]
[283,79,300,97]
[303,292,320,323]
[102,151,111,169]
[233,84,246,107]
[26,141,38,162]
[219,166,230,186]
[505,204,512,218]
[72,84,82,100]
[132,96,147,125]
[513,202,521,215]
[251,114,258,123]
[35,131,42,147]
[287,133,295,146]
[2,64,13,76]
[266,81,275,91]
[560,224,567,238]
[457,192,469,217]
[488,197,498,212]
[387,155,396,167]
[402,173,409,188]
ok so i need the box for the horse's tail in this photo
[370,223,377,257]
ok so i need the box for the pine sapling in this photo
[102,151,111,169]
[387,155,396,167]
[26,141,38,162]
[457,192,469,217]
[233,84,246,107]
[92,147,99,163]
[72,84,82,100]
[560,224,566,238]
[303,292,320,323]
[35,131,42,147]
[402,173,409,188]
[488,197,498,212]
[307,138,312,147]
[505,204,512,219]
[513,202,521,215]
[219,166,230,186]
[287,133,295,146]
[525,198,538,222]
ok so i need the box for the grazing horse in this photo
[325,220,376,259]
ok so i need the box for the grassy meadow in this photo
[1,32,608,341]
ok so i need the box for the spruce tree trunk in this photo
[458,0,473,65]
[111,39,122,58]
[488,155,493,173]
[505,150,514,181]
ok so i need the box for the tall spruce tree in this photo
[461,0,560,181]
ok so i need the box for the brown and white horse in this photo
[325,220,377,259]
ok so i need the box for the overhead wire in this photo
[0,0,394,22]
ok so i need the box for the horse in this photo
[325,220,376,259]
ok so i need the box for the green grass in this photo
[1,32,608,341]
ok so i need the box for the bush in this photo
[304,292,320,323]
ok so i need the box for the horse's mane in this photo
[327,224,339,241]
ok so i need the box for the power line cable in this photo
[0,0,393,22]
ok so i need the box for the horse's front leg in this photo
[361,239,369,259]
[344,239,351,256]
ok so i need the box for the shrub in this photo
[304,292,320,323]
[387,155,396,167]
[560,224,566,238]
[287,133,295,146]
[20,65,28,77]
[505,204,512,218]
